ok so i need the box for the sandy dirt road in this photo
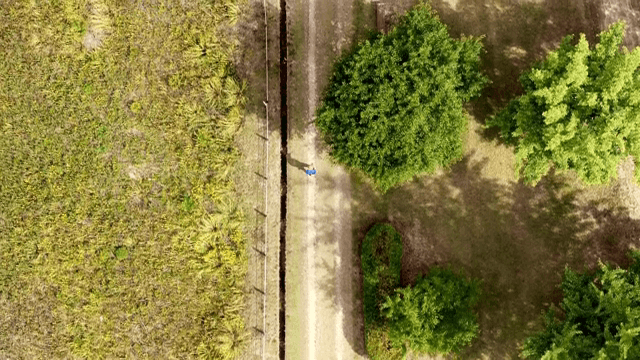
[284,0,368,359]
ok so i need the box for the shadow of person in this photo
[287,154,311,172]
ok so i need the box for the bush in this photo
[382,268,481,356]
[361,225,480,358]
[487,22,640,186]
[316,4,487,192]
[522,252,640,359]
[361,224,404,360]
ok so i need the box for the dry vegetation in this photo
[0,0,249,358]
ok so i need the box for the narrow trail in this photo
[305,0,318,358]
[333,171,350,360]
[284,0,361,358]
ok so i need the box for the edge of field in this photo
[234,0,283,358]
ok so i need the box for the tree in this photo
[522,252,640,359]
[487,22,640,186]
[382,267,481,356]
[316,4,487,192]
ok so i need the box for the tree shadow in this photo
[428,0,605,141]
[352,152,640,359]
[353,0,379,43]
[286,164,370,356]
[232,1,282,358]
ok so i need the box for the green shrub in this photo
[316,3,487,192]
[522,252,640,359]
[361,224,404,359]
[383,268,481,356]
[361,225,480,358]
[487,22,640,186]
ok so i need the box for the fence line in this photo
[249,0,270,359]
[261,0,269,358]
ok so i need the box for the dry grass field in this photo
[0,0,254,358]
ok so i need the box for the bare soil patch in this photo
[83,0,112,51]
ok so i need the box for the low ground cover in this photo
[0,0,248,358]
[362,224,404,360]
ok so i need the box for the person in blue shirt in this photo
[305,168,316,176]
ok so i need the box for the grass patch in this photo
[0,0,249,358]
[361,224,404,360]
[353,0,377,43]
[365,325,404,360]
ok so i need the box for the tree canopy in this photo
[487,22,640,186]
[316,4,487,192]
[382,268,480,356]
[522,253,640,359]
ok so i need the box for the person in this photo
[305,168,316,176]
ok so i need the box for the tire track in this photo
[306,0,318,358]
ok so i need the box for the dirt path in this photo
[304,0,318,356]
[284,0,364,358]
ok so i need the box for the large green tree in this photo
[382,268,480,356]
[487,22,640,185]
[522,253,640,359]
[316,4,487,192]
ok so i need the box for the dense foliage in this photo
[0,0,248,358]
[383,268,480,356]
[316,4,487,192]
[523,253,640,359]
[361,224,404,360]
[487,22,640,185]
[361,225,479,358]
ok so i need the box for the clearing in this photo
[353,0,640,359]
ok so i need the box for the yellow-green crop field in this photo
[0,0,248,358]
